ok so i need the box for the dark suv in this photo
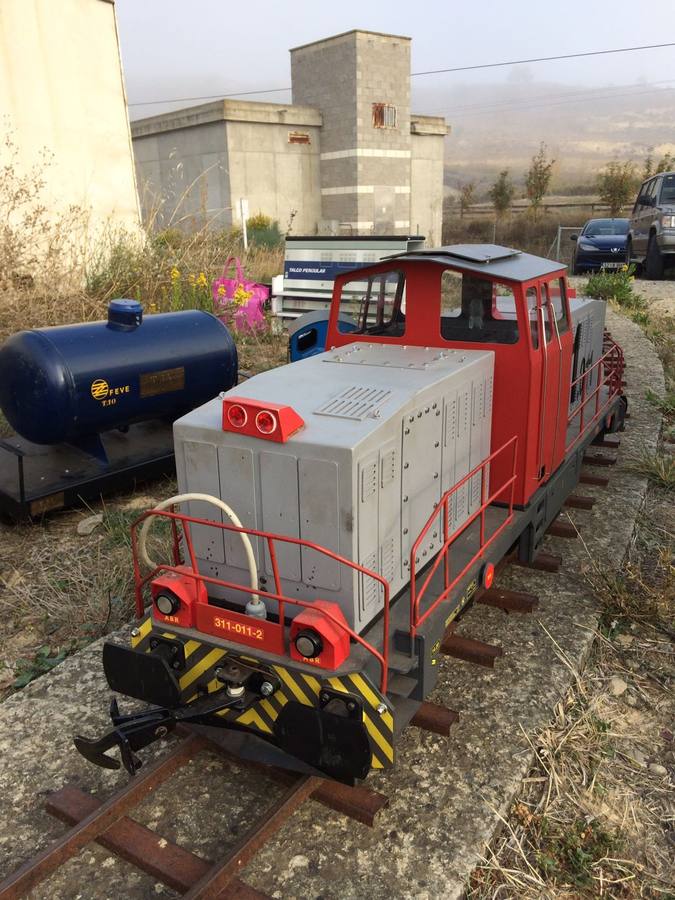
[626,172,675,278]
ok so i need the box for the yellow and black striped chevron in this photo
[130,616,394,771]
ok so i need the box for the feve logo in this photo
[90,378,131,406]
[90,378,109,400]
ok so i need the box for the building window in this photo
[372,103,397,129]
[288,131,311,144]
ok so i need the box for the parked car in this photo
[570,218,629,274]
[626,171,675,279]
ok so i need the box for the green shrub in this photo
[584,266,648,316]
[246,212,272,230]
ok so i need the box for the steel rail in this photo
[0,734,207,900]
[184,775,322,898]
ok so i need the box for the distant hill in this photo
[412,80,675,195]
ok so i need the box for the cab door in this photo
[534,282,565,481]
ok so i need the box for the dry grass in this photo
[625,451,675,490]
[469,632,674,898]
[0,486,179,691]
[0,132,284,344]
[468,290,674,897]
[442,208,584,258]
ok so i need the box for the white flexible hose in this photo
[138,492,259,603]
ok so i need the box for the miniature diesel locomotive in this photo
[76,244,626,784]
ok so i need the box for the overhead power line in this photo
[128,86,292,108]
[128,40,675,109]
[410,41,675,77]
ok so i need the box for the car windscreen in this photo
[583,220,629,236]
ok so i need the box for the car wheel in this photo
[645,236,664,280]
[625,239,632,266]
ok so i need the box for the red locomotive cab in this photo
[325,245,574,507]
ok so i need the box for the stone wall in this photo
[291,31,413,233]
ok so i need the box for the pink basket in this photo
[212,257,269,332]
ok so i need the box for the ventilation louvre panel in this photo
[315,385,392,421]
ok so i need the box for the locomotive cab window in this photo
[542,279,570,335]
[526,287,539,349]
[440,269,518,344]
[337,270,406,337]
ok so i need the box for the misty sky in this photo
[116,0,675,121]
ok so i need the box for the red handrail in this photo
[130,509,391,692]
[566,333,624,453]
[409,434,519,636]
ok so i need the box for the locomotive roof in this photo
[385,243,565,282]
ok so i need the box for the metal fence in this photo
[548,226,583,266]
[463,201,629,218]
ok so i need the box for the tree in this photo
[655,151,674,174]
[459,180,476,218]
[525,142,555,219]
[643,150,654,180]
[597,161,637,216]
[489,170,515,218]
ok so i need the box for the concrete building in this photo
[132,30,448,243]
[0,0,140,238]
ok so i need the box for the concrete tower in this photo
[291,30,413,234]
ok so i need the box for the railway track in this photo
[0,444,618,899]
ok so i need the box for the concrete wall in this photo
[410,116,448,246]
[132,100,322,233]
[133,113,231,230]
[226,113,321,235]
[0,0,140,237]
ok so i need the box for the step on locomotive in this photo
[76,244,626,784]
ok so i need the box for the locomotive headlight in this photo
[255,410,278,435]
[227,404,248,428]
[294,629,323,659]
[155,591,181,616]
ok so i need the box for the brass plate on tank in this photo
[139,366,185,398]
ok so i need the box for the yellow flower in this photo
[217,285,227,297]
[196,272,208,288]
[149,301,158,313]
[620,264,628,272]
[232,285,253,307]
[188,273,195,284]
[170,266,180,281]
